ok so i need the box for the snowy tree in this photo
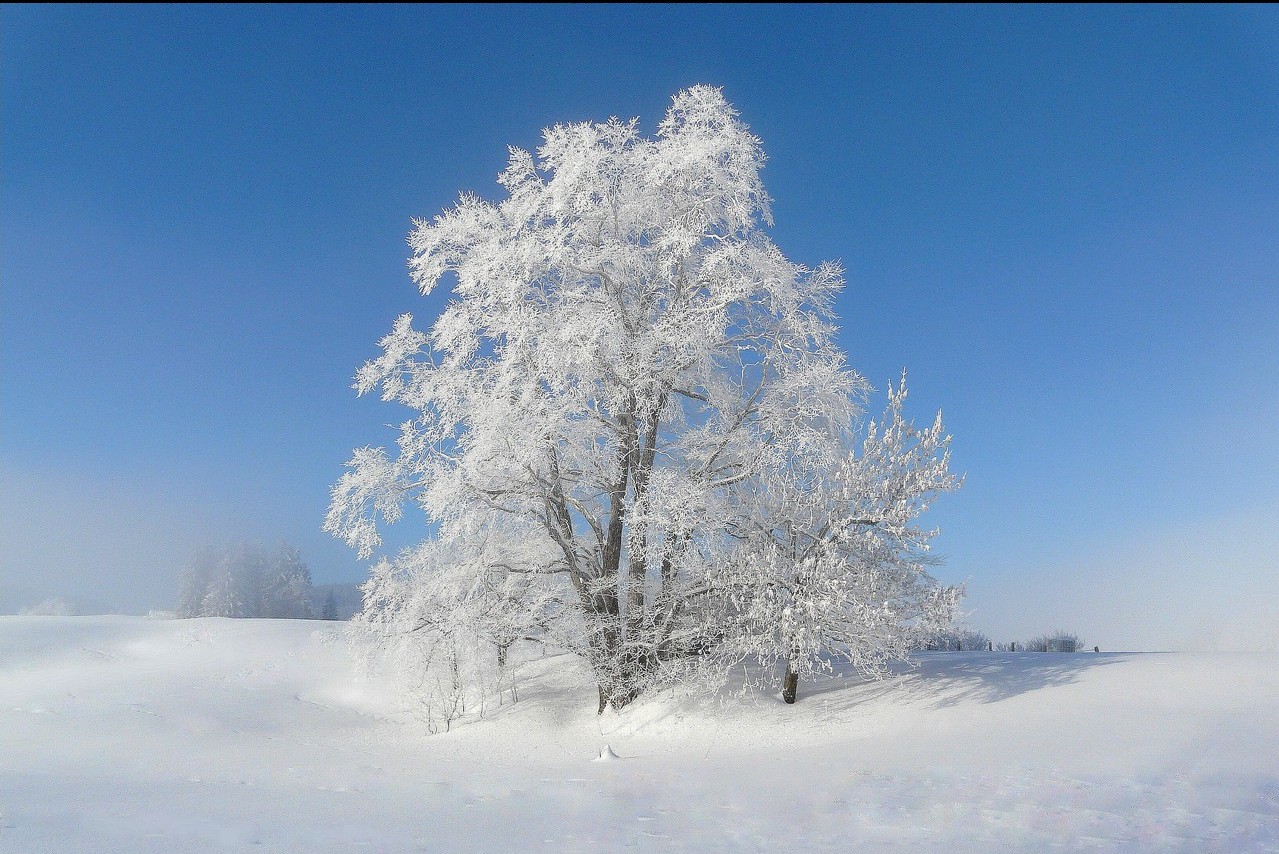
[327,86,959,713]
[321,589,339,621]
[177,542,314,619]
[200,564,242,617]
[717,378,961,703]
[1024,631,1083,653]
[261,543,315,619]
[351,533,566,727]
[177,545,220,618]
[924,627,992,652]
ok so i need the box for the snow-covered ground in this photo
[1,617,1275,852]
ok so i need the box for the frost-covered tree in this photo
[352,537,561,730]
[924,627,992,652]
[261,544,315,619]
[176,547,218,618]
[327,86,959,713]
[177,542,314,619]
[1024,631,1083,653]
[200,564,243,617]
[718,379,960,703]
[321,589,339,621]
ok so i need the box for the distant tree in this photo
[1023,631,1083,653]
[1052,632,1082,653]
[230,543,266,616]
[177,542,314,618]
[321,589,339,621]
[200,564,242,617]
[924,627,991,652]
[176,546,218,618]
[19,598,73,616]
[261,543,315,619]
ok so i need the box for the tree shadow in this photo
[418,651,1140,737]
[799,651,1137,710]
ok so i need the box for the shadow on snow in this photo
[799,651,1135,710]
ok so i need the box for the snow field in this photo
[1,616,1276,852]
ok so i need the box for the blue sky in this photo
[3,5,1276,648]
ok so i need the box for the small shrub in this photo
[922,628,991,651]
[1022,631,1083,653]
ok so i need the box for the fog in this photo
[0,462,367,616]
[4,456,1275,651]
[960,502,1279,653]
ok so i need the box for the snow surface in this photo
[1,616,1276,852]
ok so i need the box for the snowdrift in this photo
[1,616,1275,852]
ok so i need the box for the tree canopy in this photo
[327,86,959,718]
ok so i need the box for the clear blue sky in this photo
[3,5,1276,648]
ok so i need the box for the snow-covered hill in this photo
[1,616,1275,852]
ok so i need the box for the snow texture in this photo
[1,616,1276,852]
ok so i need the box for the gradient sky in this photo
[3,5,1276,649]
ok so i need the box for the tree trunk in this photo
[782,661,799,704]
[591,599,624,713]
[624,397,665,636]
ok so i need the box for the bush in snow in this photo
[350,540,547,731]
[1023,631,1084,653]
[923,628,991,651]
[327,86,960,717]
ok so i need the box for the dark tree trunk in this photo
[782,661,799,705]
[624,397,664,634]
[590,596,623,714]
[546,395,669,716]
